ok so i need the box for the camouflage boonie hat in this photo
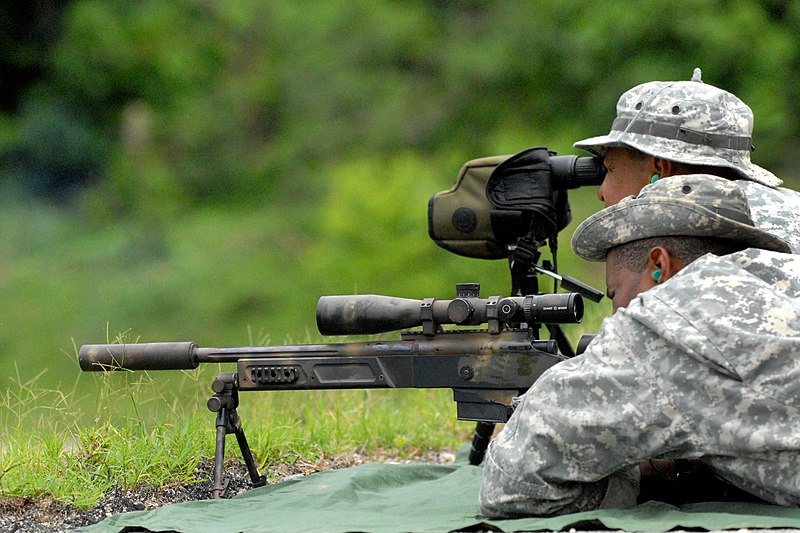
[571,174,791,262]
[573,68,782,187]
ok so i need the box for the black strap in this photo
[711,206,752,225]
[612,117,753,151]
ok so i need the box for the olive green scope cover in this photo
[428,155,514,260]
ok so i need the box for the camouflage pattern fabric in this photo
[571,174,790,263]
[573,68,781,187]
[736,180,800,254]
[479,248,800,518]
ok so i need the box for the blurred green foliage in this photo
[0,0,798,395]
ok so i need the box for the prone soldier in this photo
[479,174,800,517]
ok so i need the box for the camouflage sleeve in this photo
[736,181,800,254]
[479,313,691,518]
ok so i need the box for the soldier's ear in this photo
[653,158,677,178]
[646,245,683,284]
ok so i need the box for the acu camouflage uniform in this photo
[574,68,800,253]
[479,176,800,518]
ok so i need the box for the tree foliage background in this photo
[0,0,799,389]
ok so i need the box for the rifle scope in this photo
[316,292,583,336]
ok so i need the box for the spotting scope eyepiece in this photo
[550,154,606,188]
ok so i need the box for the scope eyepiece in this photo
[498,293,583,325]
[523,292,583,324]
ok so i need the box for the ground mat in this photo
[78,457,800,533]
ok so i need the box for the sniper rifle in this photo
[80,287,591,497]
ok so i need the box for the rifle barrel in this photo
[78,342,356,371]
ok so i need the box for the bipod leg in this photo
[207,372,266,499]
[211,408,229,499]
[233,415,266,488]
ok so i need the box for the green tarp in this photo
[79,454,800,533]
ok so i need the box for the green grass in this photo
[0,366,471,508]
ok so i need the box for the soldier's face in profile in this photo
[598,148,653,207]
[605,247,655,312]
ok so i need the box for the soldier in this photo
[479,174,800,518]
[573,68,800,253]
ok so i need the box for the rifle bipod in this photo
[206,372,266,498]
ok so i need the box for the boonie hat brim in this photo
[571,175,791,262]
[573,132,782,188]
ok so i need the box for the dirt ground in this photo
[0,449,456,533]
